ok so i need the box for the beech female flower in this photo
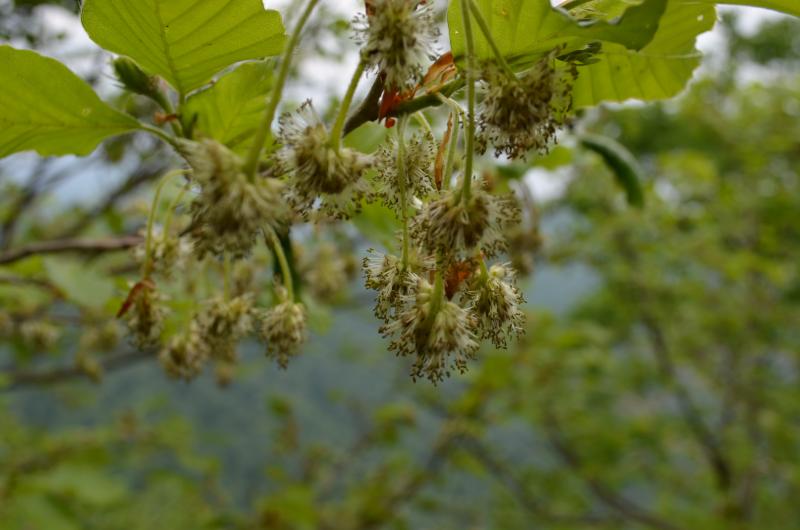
[381,275,479,383]
[477,50,577,159]
[278,101,372,219]
[468,263,525,348]
[179,139,287,258]
[412,183,521,259]
[374,130,436,214]
[354,0,439,90]
[261,292,307,369]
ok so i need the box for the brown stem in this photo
[0,236,142,266]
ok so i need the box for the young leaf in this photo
[448,0,667,67]
[571,1,715,107]
[81,0,286,96]
[580,133,645,207]
[0,46,140,158]
[182,61,274,154]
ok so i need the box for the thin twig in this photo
[0,236,142,266]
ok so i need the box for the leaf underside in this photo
[0,46,140,158]
[81,0,286,95]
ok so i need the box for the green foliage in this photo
[0,46,140,157]
[183,60,275,155]
[579,133,645,207]
[80,0,286,95]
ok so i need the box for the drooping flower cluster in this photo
[278,101,372,219]
[122,279,166,349]
[179,139,287,257]
[411,182,521,259]
[354,0,439,90]
[477,49,578,159]
[133,225,191,279]
[467,264,525,348]
[374,130,437,214]
[196,295,255,363]
[380,274,479,382]
[261,288,307,368]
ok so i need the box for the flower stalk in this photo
[244,0,321,178]
[330,59,367,151]
[460,0,477,203]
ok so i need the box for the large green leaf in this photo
[183,60,273,154]
[448,0,668,65]
[0,46,140,158]
[570,1,715,107]
[81,0,286,95]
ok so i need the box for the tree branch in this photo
[0,236,142,266]
[0,349,153,393]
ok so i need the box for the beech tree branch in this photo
[0,236,142,266]
[0,349,153,393]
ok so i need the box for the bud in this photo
[112,57,162,101]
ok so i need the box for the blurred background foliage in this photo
[1,2,799,529]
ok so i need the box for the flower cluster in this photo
[467,264,525,348]
[354,0,439,90]
[380,275,479,382]
[122,280,166,349]
[261,288,307,368]
[411,182,521,259]
[278,101,372,220]
[374,130,436,214]
[179,139,287,258]
[477,50,578,159]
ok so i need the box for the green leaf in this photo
[448,1,716,108]
[0,46,140,158]
[580,133,645,207]
[183,60,273,154]
[570,1,715,107]
[81,0,286,95]
[448,0,667,66]
[44,257,116,310]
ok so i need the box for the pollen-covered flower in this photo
[179,139,287,258]
[261,290,307,368]
[363,250,416,321]
[196,295,255,362]
[121,280,167,349]
[412,183,521,259]
[133,225,191,279]
[468,263,526,348]
[374,130,436,214]
[278,101,372,219]
[159,320,209,381]
[477,50,577,159]
[381,275,479,383]
[354,0,439,90]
